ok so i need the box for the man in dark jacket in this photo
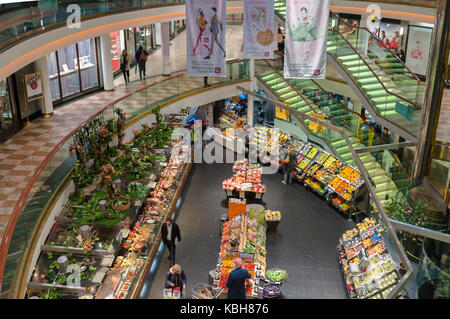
[226,258,251,299]
[135,45,149,80]
[282,145,297,185]
[161,217,181,265]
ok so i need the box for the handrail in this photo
[237,85,414,298]
[273,50,412,181]
[0,58,249,294]
[310,79,412,182]
[330,12,425,85]
[328,52,418,142]
[329,28,423,111]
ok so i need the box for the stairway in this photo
[258,70,399,207]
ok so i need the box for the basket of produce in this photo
[112,196,131,212]
[265,268,287,284]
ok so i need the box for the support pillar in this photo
[247,58,255,127]
[161,22,171,76]
[412,0,449,182]
[100,34,115,91]
[34,55,53,115]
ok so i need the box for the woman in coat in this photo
[165,264,187,297]
[119,50,130,85]
[204,7,225,59]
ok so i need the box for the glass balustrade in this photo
[0,59,249,298]
[0,1,183,48]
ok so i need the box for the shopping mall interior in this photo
[0,0,449,300]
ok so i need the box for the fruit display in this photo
[215,214,267,297]
[304,177,326,194]
[265,210,281,222]
[223,161,266,194]
[298,158,311,170]
[339,166,360,183]
[306,146,319,159]
[329,176,343,190]
[316,152,330,165]
[307,163,321,175]
[337,219,400,299]
[323,155,338,169]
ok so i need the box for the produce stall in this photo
[212,213,267,298]
[337,218,401,299]
[26,108,193,299]
[222,160,266,201]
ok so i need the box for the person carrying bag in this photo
[165,264,187,298]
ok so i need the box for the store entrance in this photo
[0,77,21,143]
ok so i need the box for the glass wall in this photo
[47,38,100,103]
[78,38,99,90]
[110,31,126,72]
[0,78,19,142]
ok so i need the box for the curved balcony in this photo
[0,58,250,298]
[0,0,244,80]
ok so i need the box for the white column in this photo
[34,55,53,115]
[161,22,171,76]
[100,34,115,91]
[247,58,255,127]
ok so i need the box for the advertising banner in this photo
[24,72,43,101]
[243,0,276,59]
[405,26,432,76]
[284,0,329,79]
[186,0,226,77]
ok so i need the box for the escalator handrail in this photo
[309,78,412,182]
[331,13,425,85]
[329,28,423,111]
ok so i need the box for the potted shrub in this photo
[385,197,429,262]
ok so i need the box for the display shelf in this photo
[336,219,401,299]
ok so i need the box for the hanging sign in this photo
[309,112,324,133]
[243,0,276,59]
[24,72,43,101]
[275,106,290,121]
[186,0,227,77]
[284,0,329,79]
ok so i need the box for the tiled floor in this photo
[0,25,245,244]
[145,143,350,299]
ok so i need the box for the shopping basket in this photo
[163,288,181,299]
[191,282,223,299]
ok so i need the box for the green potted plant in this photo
[385,197,429,262]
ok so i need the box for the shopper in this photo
[381,127,392,145]
[161,217,181,265]
[282,145,297,185]
[120,50,130,86]
[257,107,264,125]
[204,76,209,88]
[135,45,149,80]
[165,264,187,298]
[226,258,251,299]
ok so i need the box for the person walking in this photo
[204,7,226,59]
[161,217,181,265]
[135,45,149,80]
[165,264,187,298]
[226,258,251,299]
[282,145,297,185]
[119,50,130,86]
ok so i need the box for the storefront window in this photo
[78,38,99,90]
[126,28,136,58]
[57,44,81,97]
[110,31,125,71]
[47,52,60,101]
[47,39,100,102]
[0,79,15,131]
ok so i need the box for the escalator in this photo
[273,0,424,142]
[255,57,411,207]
